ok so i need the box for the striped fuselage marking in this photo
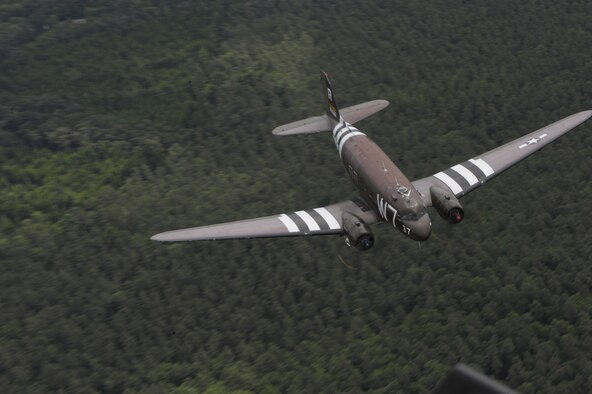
[332,120,366,156]
[334,118,424,238]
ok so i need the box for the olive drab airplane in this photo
[151,72,591,250]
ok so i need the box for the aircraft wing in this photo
[412,110,592,206]
[151,199,380,242]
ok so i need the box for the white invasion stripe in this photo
[469,158,494,177]
[451,164,479,186]
[334,129,348,142]
[336,128,358,145]
[338,131,365,155]
[295,210,320,231]
[333,121,345,136]
[278,214,299,233]
[335,126,354,141]
[314,207,341,230]
[434,172,463,195]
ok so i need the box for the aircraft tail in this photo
[321,71,341,123]
[271,72,390,136]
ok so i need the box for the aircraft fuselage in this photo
[332,120,432,241]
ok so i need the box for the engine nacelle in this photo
[342,212,374,250]
[430,186,464,224]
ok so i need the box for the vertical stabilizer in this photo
[321,71,341,124]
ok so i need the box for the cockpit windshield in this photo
[404,198,418,209]
[401,206,427,221]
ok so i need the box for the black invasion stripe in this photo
[333,122,346,137]
[443,168,470,192]
[307,209,330,231]
[461,160,487,182]
[286,212,306,233]
[335,125,350,141]
[333,127,347,143]
[337,128,355,145]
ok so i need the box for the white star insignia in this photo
[518,133,548,149]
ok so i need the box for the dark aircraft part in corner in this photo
[342,212,374,250]
[430,186,464,224]
[434,363,519,394]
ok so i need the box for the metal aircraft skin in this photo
[152,72,591,250]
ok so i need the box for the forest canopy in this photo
[1,1,592,392]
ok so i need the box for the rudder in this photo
[321,71,340,123]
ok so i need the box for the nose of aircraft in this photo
[404,214,432,241]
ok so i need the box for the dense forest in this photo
[1,1,592,392]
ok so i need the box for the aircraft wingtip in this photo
[577,110,592,123]
[151,230,192,242]
[150,233,165,242]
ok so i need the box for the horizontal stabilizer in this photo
[272,115,332,136]
[272,100,389,136]
[341,100,390,124]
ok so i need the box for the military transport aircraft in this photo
[151,72,591,250]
